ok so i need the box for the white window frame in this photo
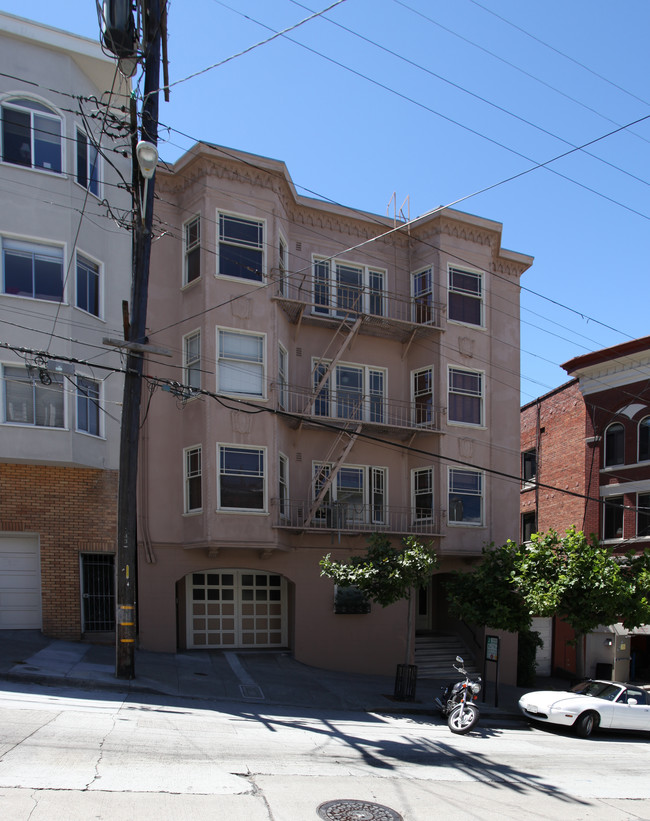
[312,358,386,422]
[1,96,63,174]
[411,266,435,324]
[217,444,267,513]
[75,126,100,196]
[3,363,65,428]
[75,250,102,318]
[279,451,289,520]
[312,462,387,525]
[412,366,434,426]
[278,342,288,410]
[183,329,201,392]
[183,215,200,285]
[278,233,288,296]
[184,445,202,514]
[312,256,385,317]
[448,467,484,527]
[76,374,102,437]
[447,366,485,427]
[217,327,266,399]
[447,265,484,328]
[2,236,65,303]
[412,466,434,522]
[217,210,265,282]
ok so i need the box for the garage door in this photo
[187,570,287,649]
[0,536,42,629]
[532,616,553,677]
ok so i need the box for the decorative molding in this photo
[458,437,474,458]
[231,410,253,434]
[458,337,475,358]
[230,295,251,320]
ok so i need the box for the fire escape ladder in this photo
[304,423,362,527]
[304,316,362,416]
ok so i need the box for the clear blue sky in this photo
[3,0,648,403]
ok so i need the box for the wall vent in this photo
[296,347,303,357]
[295,453,302,462]
[295,241,302,251]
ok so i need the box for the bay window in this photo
[313,257,385,317]
[4,365,64,427]
[1,98,62,172]
[217,328,265,397]
[448,367,484,426]
[218,445,266,512]
[3,238,63,302]
[313,360,385,422]
[76,376,100,436]
[448,266,483,327]
[76,128,100,195]
[218,212,264,281]
[448,468,483,525]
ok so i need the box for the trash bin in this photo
[394,663,417,701]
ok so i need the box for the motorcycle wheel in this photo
[448,703,479,734]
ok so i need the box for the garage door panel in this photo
[0,553,40,573]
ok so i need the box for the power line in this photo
[3,340,646,519]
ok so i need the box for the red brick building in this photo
[520,336,650,681]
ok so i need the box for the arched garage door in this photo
[187,570,287,649]
[0,535,42,629]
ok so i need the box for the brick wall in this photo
[0,463,118,639]
[520,380,593,537]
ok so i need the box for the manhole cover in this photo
[317,799,403,821]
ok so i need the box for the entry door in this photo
[416,581,432,631]
[81,554,115,632]
[187,570,287,649]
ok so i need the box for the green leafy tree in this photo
[513,528,649,677]
[445,529,650,681]
[445,540,531,634]
[445,541,540,686]
[320,534,438,664]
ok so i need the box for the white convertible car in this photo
[519,680,650,737]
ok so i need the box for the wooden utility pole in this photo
[115,0,162,679]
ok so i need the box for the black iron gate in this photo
[81,554,116,631]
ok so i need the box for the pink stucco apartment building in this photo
[137,143,533,677]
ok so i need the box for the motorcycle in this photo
[435,656,482,734]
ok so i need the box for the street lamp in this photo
[136,140,158,223]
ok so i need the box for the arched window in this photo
[639,416,650,463]
[1,97,62,173]
[604,422,624,467]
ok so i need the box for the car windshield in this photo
[570,681,622,701]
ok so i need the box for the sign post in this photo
[484,635,500,708]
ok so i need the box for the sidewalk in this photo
[0,630,538,719]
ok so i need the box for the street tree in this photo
[445,528,650,680]
[320,534,438,666]
[445,540,531,634]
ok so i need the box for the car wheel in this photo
[574,711,598,738]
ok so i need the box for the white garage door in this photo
[532,616,553,677]
[0,536,42,629]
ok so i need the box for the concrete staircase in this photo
[415,633,480,679]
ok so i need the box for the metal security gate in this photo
[187,570,287,649]
[81,554,115,632]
